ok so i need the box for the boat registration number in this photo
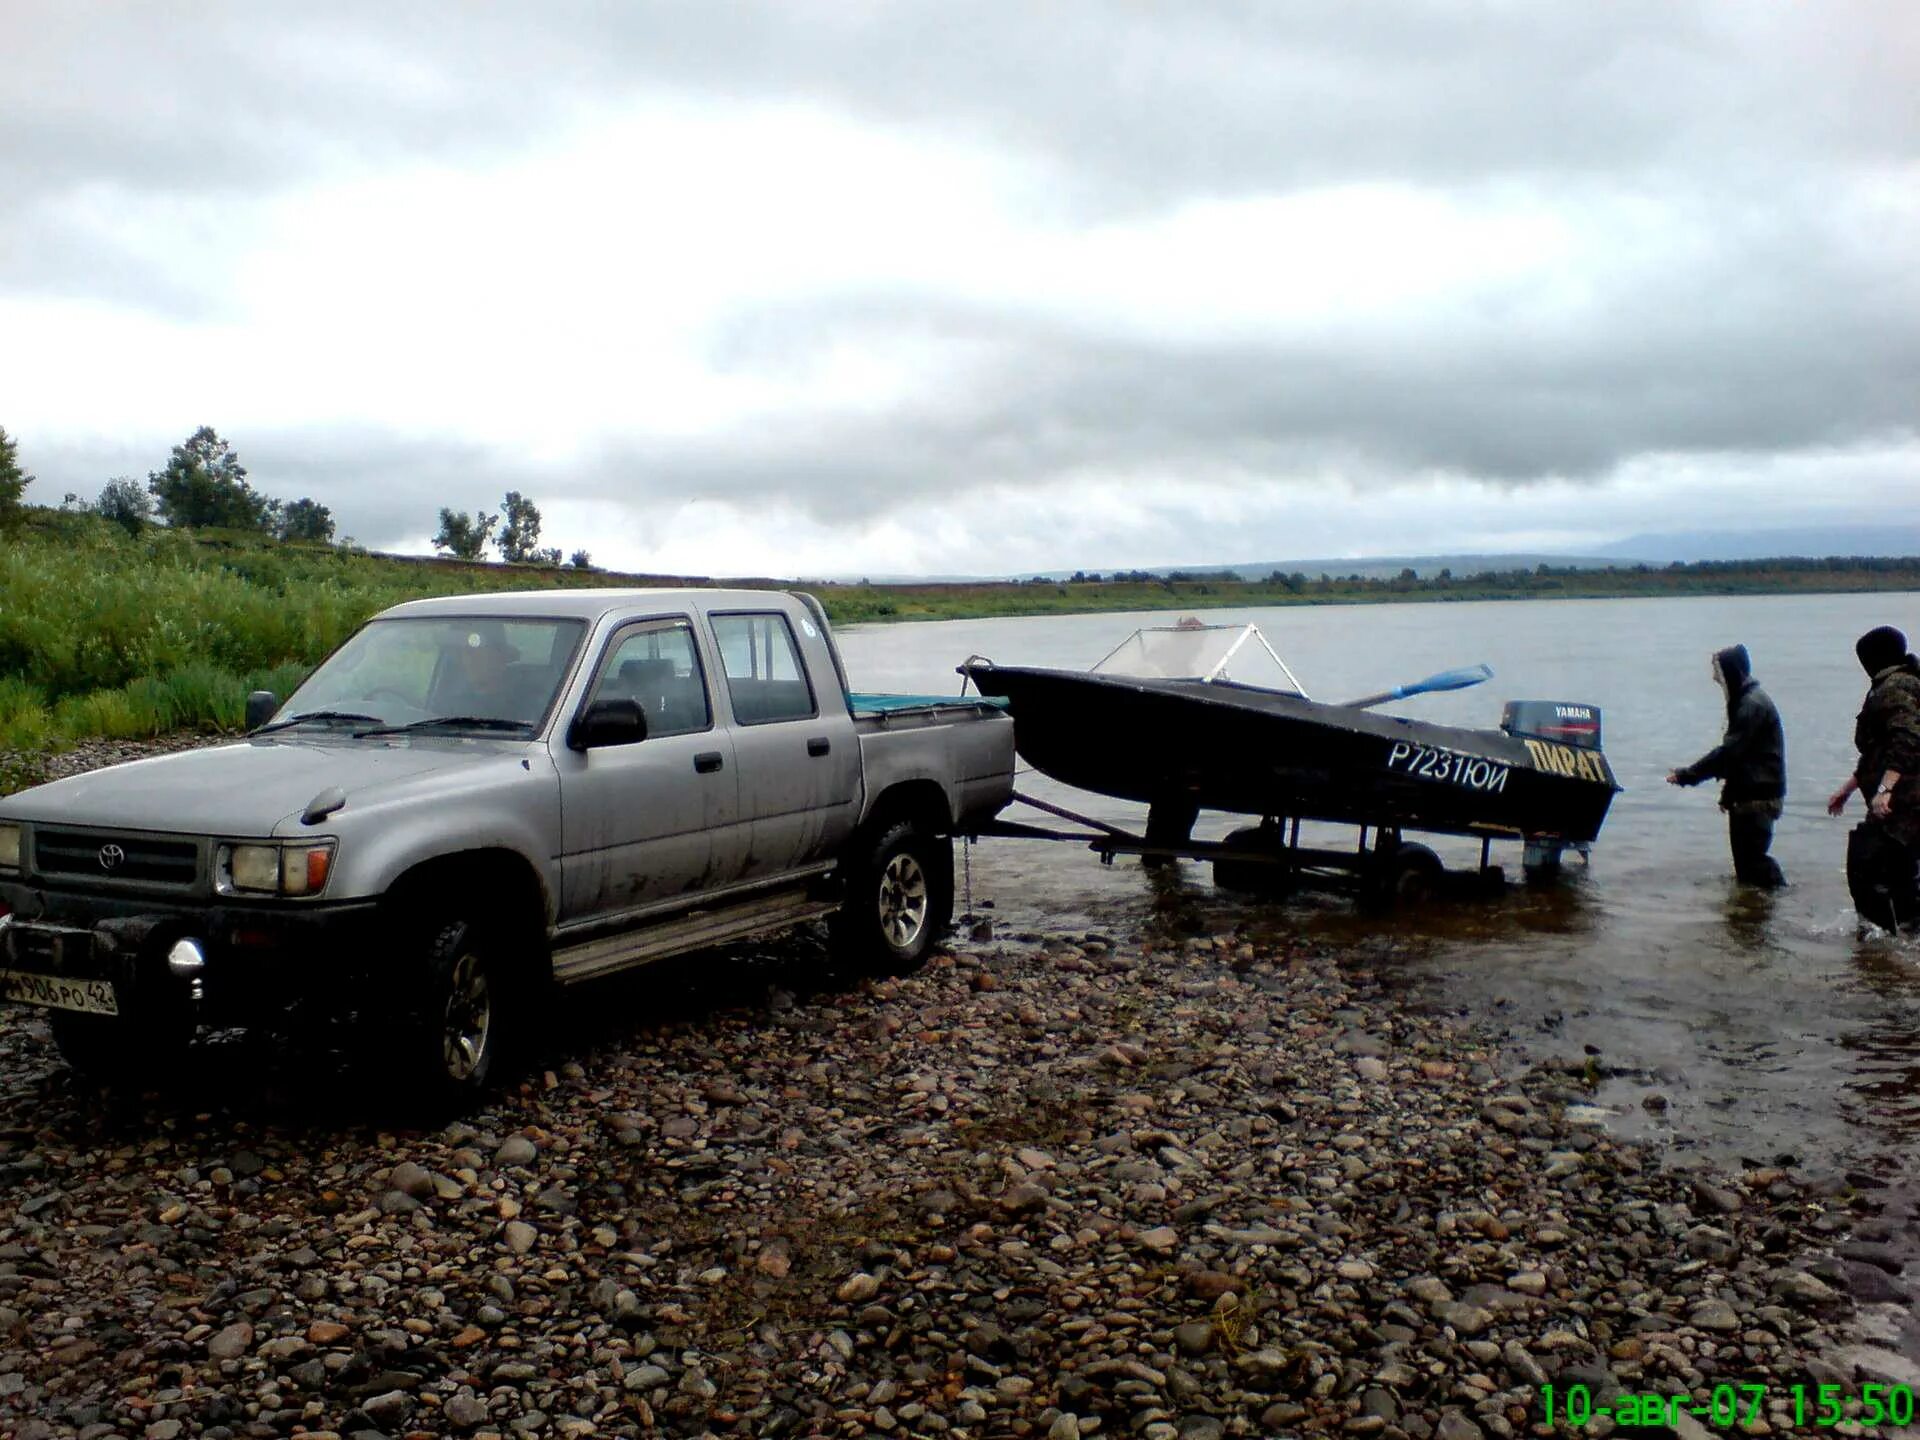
[1386,741,1510,793]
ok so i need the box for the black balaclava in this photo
[1856,626,1907,678]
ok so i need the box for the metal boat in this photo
[959,621,1618,873]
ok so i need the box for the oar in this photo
[1342,663,1493,709]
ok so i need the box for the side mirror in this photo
[245,690,280,731]
[569,696,648,751]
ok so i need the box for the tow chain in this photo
[962,835,974,921]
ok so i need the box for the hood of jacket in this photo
[1714,644,1753,718]
[1869,657,1920,690]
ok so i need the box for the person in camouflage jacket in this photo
[1827,625,1920,932]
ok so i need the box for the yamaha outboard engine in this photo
[1499,700,1603,749]
[1499,701,1607,878]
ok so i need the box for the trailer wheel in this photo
[832,819,953,976]
[1369,842,1443,910]
[1213,826,1294,897]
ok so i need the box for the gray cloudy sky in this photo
[3,1,1915,576]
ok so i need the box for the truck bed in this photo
[849,694,1015,834]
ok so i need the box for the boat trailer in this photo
[970,789,1585,908]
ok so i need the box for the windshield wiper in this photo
[252,710,383,735]
[353,715,537,738]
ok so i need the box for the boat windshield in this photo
[1091,621,1308,697]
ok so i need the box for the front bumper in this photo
[0,880,383,1023]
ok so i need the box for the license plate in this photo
[0,970,120,1017]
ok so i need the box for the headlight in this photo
[222,841,335,896]
[0,823,20,871]
[230,844,281,892]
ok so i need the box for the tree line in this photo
[0,424,591,569]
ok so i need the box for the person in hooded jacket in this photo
[1827,625,1920,932]
[1667,643,1786,888]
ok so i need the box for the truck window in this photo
[711,612,817,725]
[589,618,711,736]
[289,616,584,729]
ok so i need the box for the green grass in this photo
[0,511,695,755]
[2,506,1918,771]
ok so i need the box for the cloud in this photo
[1,1,1916,573]
[10,3,1914,210]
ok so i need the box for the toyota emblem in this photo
[98,844,126,872]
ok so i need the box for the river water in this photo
[838,591,1920,1180]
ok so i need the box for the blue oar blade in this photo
[1344,663,1493,708]
[1399,662,1493,698]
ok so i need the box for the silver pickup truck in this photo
[0,589,1014,1103]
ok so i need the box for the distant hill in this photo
[1590,526,1920,565]
[828,529,1920,584]
[837,553,1619,584]
[1161,553,1619,582]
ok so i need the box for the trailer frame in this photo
[968,789,1585,907]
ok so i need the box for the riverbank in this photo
[6,508,1920,755]
[2,917,1913,1435]
[4,738,1917,1437]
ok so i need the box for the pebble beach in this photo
[1,740,1916,1439]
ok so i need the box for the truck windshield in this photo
[274,617,587,734]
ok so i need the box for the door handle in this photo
[694,752,724,773]
[807,737,831,757]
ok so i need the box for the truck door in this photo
[554,615,742,924]
[708,608,861,883]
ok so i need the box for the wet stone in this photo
[207,1323,254,1361]
[1772,1270,1838,1307]
[1433,1303,1494,1336]
[837,1272,880,1303]
[503,1221,538,1254]
[1001,1183,1049,1214]
[493,1136,538,1168]
[1174,1323,1213,1356]
[387,1161,435,1199]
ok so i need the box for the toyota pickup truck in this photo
[0,589,1014,1104]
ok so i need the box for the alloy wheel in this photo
[442,950,493,1081]
[878,852,929,950]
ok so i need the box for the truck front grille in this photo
[33,829,200,887]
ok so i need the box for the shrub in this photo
[154,663,251,732]
[51,689,152,741]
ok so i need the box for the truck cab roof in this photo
[379,587,802,622]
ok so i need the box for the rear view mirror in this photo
[569,697,648,751]
[245,691,280,731]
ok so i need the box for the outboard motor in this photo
[1500,702,1608,879]
[1499,700,1603,749]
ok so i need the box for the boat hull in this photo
[961,664,1617,844]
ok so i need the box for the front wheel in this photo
[831,820,953,976]
[399,909,512,1109]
